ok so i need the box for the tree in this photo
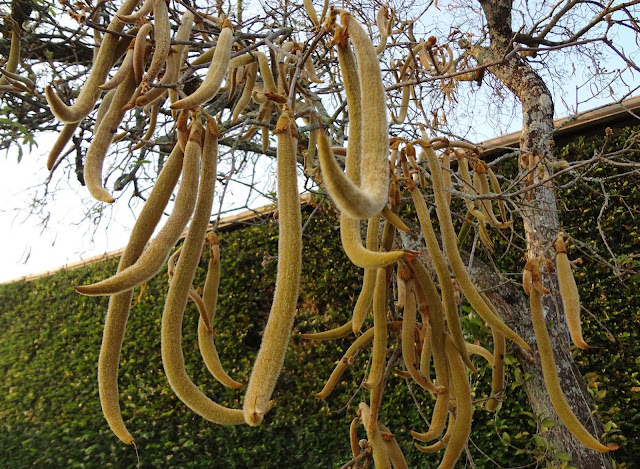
[1,0,639,467]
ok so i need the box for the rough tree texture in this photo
[469,0,614,466]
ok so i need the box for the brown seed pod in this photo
[363,268,389,390]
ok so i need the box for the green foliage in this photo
[0,127,639,467]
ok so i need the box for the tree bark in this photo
[467,0,615,466]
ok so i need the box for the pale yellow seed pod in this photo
[556,234,589,349]
[243,110,302,426]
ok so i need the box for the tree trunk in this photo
[467,1,614,466]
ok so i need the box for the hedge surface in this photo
[0,126,637,468]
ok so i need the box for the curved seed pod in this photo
[196,144,243,391]
[381,206,409,232]
[300,319,353,340]
[474,161,513,229]
[464,342,493,364]
[304,57,323,83]
[144,0,171,84]
[0,66,36,92]
[410,260,451,443]
[0,30,20,87]
[94,89,117,131]
[390,84,410,125]
[556,234,589,349]
[77,123,201,295]
[254,51,278,94]
[133,23,153,85]
[455,151,487,222]
[424,145,530,351]
[45,0,139,123]
[100,46,135,91]
[529,285,616,452]
[243,110,302,426]
[117,0,155,23]
[522,258,534,296]
[378,422,408,469]
[352,217,380,334]
[414,413,454,453]
[99,143,184,445]
[47,122,79,171]
[405,170,476,372]
[436,334,473,468]
[131,104,159,150]
[303,0,320,26]
[231,62,258,123]
[315,327,375,399]
[402,273,443,393]
[359,402,392,469]
[161,121,244,425]
[318,14,389,220]
[136,10,194,108]
[374,6,389,55]
[363,268,388,390]
[83,72,137,203]
[486,165,511,226]
[172,26,234,110]
[341,217,404,268]
[350,417,360,459]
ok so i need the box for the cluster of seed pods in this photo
[38,1,617,466]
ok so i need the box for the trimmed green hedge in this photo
[0,126,638,468]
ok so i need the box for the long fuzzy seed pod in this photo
[556,234,589,349]
[436,334,473,468]
[424,146,530,351]
[117,0,154,23]
[406,173,476,372]
[378,422,409,469]
[391,84,410,125]
[410,260,451,443]
[197,135,243,390]
[47,122,79,171]
[131,104,159,150]
[144,0,170,83]
[359,402,392,469]
[402,275,443,393]
[77,124,201,295]
[351,218,380,334]
[99,144,184,445]
[83,72,137,203]
[363,268,388,390]
[44,0,139,123]
[464,342,493,364]
[0,30,20,87]
[318,15,389,219]
[94,89,117,131]
[487,325,505,412]
[529,286,616,452]
[315,327,375,399]
[161,120,245,426]
[300,319,353,340]
[243,111,302,426]
[171,27,234,110]
[303,0,320,26]
[136,10,194,107]
[231,62,258,123]
[415,412,454,453]
[133,23,153,85]
[100,46,135,91]
[456,152,487,222]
